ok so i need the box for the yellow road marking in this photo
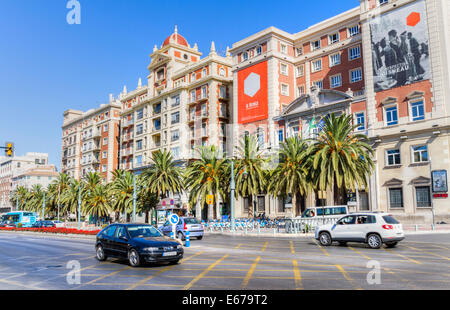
[183,254,229,290]
[234,243,243,249]
[348,246,371,260]
[0,278,45,290]
[85,266,131,285]
[292,260,303,290]
[382,248,421,264]
[126,251,204,290]
[335,264,362,290]
[313,239,330,256]
[384,267,417,290]
[405,245,450,261]
[261,242,268,252]
[241,256,261,289]
[290,241,295,254]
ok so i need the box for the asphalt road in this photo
[0,232,449,290]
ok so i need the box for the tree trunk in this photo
[207,203,213,221]
[145,211,149,224]
[291,194,297,218]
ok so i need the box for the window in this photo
[136,124,143,135]
[171,95,180,107]
[416,186,431,208]
[242,52,249,61]
[385,105,398,126]
[349,46,361,60]
[329,53,341,67]
[297,85,305,97]
[102,165,107,173]
[256,128,264,148]
[386,149,401,166]
[311,59,322,72]
[328,33,339,45]
[281,84,289,96]
[137,109,144,120]
[313,80,323,90]
[256,46,262,55]
[201,85,207,98]
[280,43,287,54]
[171,147,180,159]
[379,0,389,5]
[171,130,180,142]
[102,151,107,159]
[171,112,180,124]
[295,47,303,56]
[278,129,284,144]
[355,112,365,131]
[219,85,227,98]
[190,90,196,102]
[136,140,143,151]
[157,69,165,81]
[103,137,108,145]
[296,65,304,77]
[311,40,321,51]
[219,68,226,77]
[136,155,142,166]
[257,196,265,212]
[202,68,207,77]
[410,100,425,121]
[201,104,207,116]
[389,188,403,208]
[348,25,360,37]
[280,63,288,75]
[412,145,428,163]
[103,124,108,132]
[330,74,342,88]
[350,68,362,83]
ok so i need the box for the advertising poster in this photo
[370,0,430,92]
[237,61,268,124]
[432,170,448,193]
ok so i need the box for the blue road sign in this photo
[169,214,179,225]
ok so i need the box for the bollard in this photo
[185,231,190,248]
[273,228,276,235]
[221,226,223,233]
[170,231,174,239]
[245,226,247,234]
[258,225,261,234]
[415,224,418,232]
[431,224,435,231]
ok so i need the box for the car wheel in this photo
[96,245,107,261]
[338,241,347,246]
[128,249,141,267]
[367,234,382,249]
[319,232,332,246]
[177,232,185,241]
[385,242,398,248]
[197,236,203,240]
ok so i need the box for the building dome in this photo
[162,25,188,47]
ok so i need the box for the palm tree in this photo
[141,150,184,199]
[84,184,112,225]
[308,113,374,205]
[9,186,30,211]
[109,170,135,222]
[268,137,310,217]
[27,184,46,217]
[234,135,267,218]
[84,171,102,192]
[61,179,83,221]
[49,173,71,220]
[185,146,226,220]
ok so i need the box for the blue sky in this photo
[0,0,357,169]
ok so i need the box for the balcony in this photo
[92,130,101,138]
[198,93,208,102]
[122,133,134,142]
[219,110,229,119]
[219,93,229,100]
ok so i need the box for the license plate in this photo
[163,251,177,257]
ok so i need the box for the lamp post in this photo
[16,192,19,211]
[57,184,61,222]
[132,174,137,223]
[42,192,46,220]
[230,159,235,231]
[77,187,82,230]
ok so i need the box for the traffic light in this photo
[5,142,14,157]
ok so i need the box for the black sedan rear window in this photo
[382,215,399,224]
[127,225,162,238]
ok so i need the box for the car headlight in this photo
[143,247,159,252]
[176,245,183,249]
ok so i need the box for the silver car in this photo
[159,217,204,240]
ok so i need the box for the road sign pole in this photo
[78,188,81,230]
[185,231,190,247]
[230,159,235,232]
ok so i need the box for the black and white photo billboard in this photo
[432,170,448,193]
[370,0,431,92]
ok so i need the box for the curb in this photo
[0,230,96,240]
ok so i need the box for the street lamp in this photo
[132,174,137,223]
[77,187,81,230]
[230,159,235,231]
[42,192,46,220]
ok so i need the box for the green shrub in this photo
[17,223,23,228]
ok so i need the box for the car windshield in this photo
[127,225,162,238]
[184,218,200,224]
[382,215,399,224]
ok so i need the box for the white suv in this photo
[315,213,404,249]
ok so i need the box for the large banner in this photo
[370,0,430,92]
[237,61,268,124]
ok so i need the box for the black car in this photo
[31,220,56,228]
[95,224,184,267]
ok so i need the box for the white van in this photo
[298,206,348,219]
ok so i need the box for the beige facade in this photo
[61,97,121,183]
